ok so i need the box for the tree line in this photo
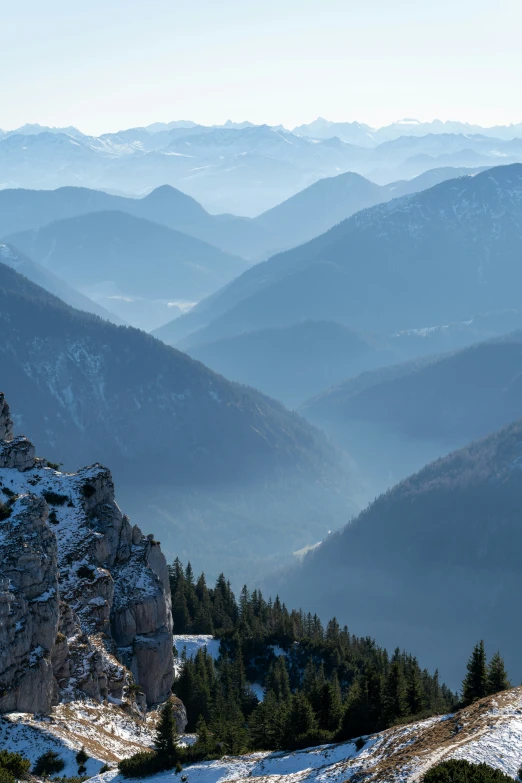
[118,561,512,777]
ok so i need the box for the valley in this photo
[2,82,522,783]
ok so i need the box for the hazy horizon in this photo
[3,115,522,137]
[1,0,520,136]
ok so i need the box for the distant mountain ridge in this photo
[5,209,248,302]
[1,120,520,214]
[188,310,522,410]
[301,327,522,498]
[157,164,522,347]
[0,166,485,266]
[0,260,355,581]
[291,116,522,144]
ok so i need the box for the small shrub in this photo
[118,752,167,778]
[48,510,59,525]
[423,759,514,782]
[75,748,89,766]
[0,768,14,783]
[43,491,69,506]
[33,750,65,776]
[354,737,366,751]
[46,461,62,471]
[0,749,31,777]
[293,728,334,749]
[98,764,111,774]
[1,487,15,497]
[0,500,12,521]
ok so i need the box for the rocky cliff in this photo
[0,392,175,715]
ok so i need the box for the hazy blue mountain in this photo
[0,242,124,324]
[0,166,487,282]
[254,172,385,255]
[0,185,269,260]
[188,311,522,410]
[157,164,522,347]
[252,165,488,257]
[292,118,376,145]
[188,322,397,408]
[302,326,522,498]
[2,122,515,215]
[387,165,491,197]
[0,260,356,582]
[5,210,248,302]
[279,418,522,686]
[6,123,86,138]
[363,134,522,183]
[293,117,522,143]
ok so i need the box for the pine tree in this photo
[265,656,291,702]
[487,651,511,695]
[193,715,212,757]
[317,672,343,732]
[286,692,317,747]
[382,659,408,725]
[338,676,371,740]
[406,660,426,716]
[154,700,179,760]
[249,691,287,750]
[462,641,488,705]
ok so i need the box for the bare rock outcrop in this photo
[0,394,175,714]
[0,495,60,713]
[0,393,13,441]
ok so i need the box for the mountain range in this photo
[1,120,520,214]
[158,164,522,347]
[291,117,522,144]
[0,166,484,263]
[0,260,355,582]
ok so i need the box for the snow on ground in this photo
[173,637,264,702]
[173,636,221,676]
[86,687,522,783]
[0,699,157,774]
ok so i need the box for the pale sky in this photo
[1,0,521,135]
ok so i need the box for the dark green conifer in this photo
[154,700,179,759]
[487,651,511,695]
[462,641,488,705]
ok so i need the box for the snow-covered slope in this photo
[82,687,522,783]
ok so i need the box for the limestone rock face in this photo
[0,393,175,715]
[0,393,13,441]
[0,436,36,471]
[0,495,60,713]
